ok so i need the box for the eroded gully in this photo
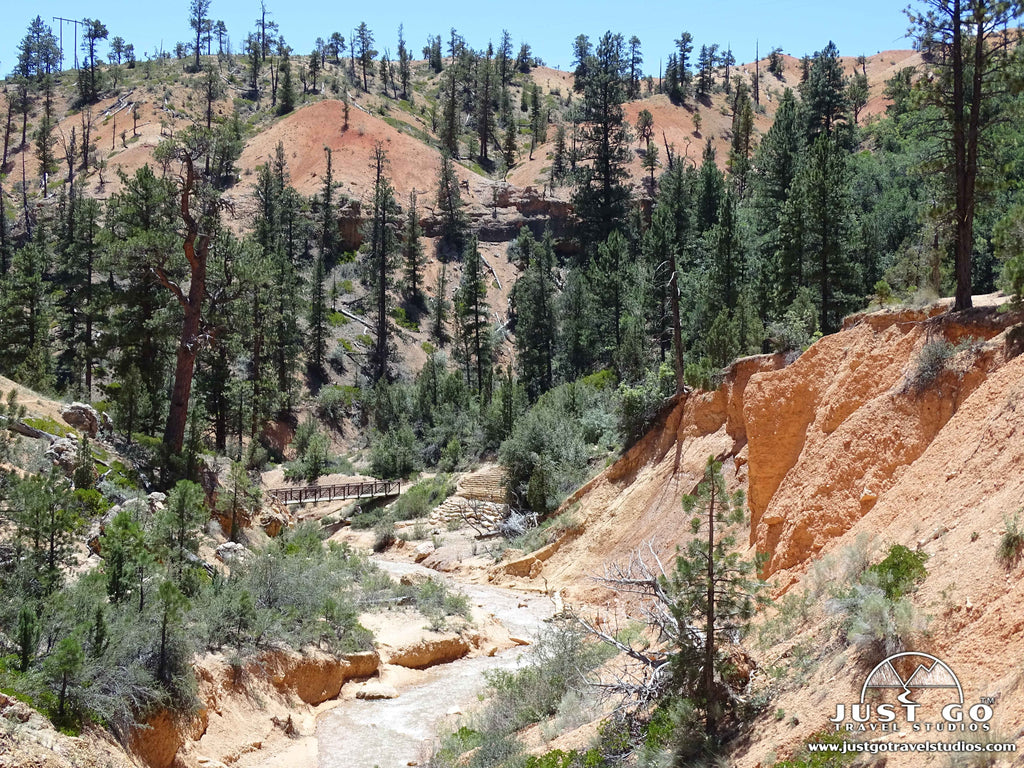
[316,559,556,768]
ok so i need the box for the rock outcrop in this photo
[530,301,1023,588]
[61,402,101,437]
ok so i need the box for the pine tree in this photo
[673,457,762,740]
[592,230,630,359]
[796,133,859,332]
[454,236,491,400]
[696,139,724,235]
[402,190,424,302]
[676,32,694,103]
[307,253,328,371]
[277,50,296,115]
[801,41,847,138]
[528,84,545,160]
[728,81,755,195]
[572,32,632,251]
[0,238,52,390]
[189,0,212,71]
[696,44,718,100]
[476,45,496,163]
[627,36,643,99]
[431,263,449,345]
[397,25,412,101]
[366,143,398,382]
[77,19,108,104]
[501,108,518,170]
[751,88,804,314]
[511,229,558,399]
[907,0,1022,311]
[355,22,376,91]
[550,124,568,185]
[436,152,466,257]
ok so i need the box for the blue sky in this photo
[2,0,914,77]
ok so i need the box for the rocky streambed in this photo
[316,559,556,768]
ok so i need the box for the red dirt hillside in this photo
[503,297,1024,764]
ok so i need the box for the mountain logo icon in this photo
[861,652,963,706]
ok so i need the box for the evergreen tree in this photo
[477,45,496,163]
[77,19,109,104]
[431,263,449,345]
[572,32,632,252]
[528,83,545,160]
[627,36,643,99]
[907,0,1022,310]
[673,457,762,740]
[796,133,859,332]
[592,230,631,360]
[397,25,412,101]
[277,50,295,114]
[709,191,743,312]
[801,41,848,138]
[676,32,694,103]
[454,236,491,400]
[355,22,376,91]
[550,124,568,185]
[557,266,599,377]
[751,88,804,314]
[0,237,52,390]
[6,470,81,597]
[728,81,755,195]
[153,480,206,591]
[189,0,212,71]
[366,143,399,382]
[511,229,558,399]
[402,190,424,302]
[436,152,466,257]
[696,44,718,100]
[307,253,328,371]
[501,108,518,170]
[696,139,724,235]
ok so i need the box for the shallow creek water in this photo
[316,559,555,768]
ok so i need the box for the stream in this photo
[316,559,556,768]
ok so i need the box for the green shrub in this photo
[480,621,607,734]
[830,544,928,663]
[617,363,675,447]
[873,279,893,307]
[868,544,928,600]
[369,422,420,479]
[683,356,718,390]
[372,518,396,552]
[499,380,613,513]
[326,310,349,327]
[998,513,1024,566]
[391,306,419,330]
[316,385,361,425]
[1001,252,1024,302]
[906,337,979,393]
[389,474,454,520]
[908,339,956,391]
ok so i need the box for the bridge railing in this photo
[267,480,400,505]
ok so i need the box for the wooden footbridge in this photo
[267,479,400,506]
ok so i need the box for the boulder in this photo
[215,541,249,563]
[45,437,79,471]
[61,402,100,437]
[413,542,434,563]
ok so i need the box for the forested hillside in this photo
[1,2,1023,766]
